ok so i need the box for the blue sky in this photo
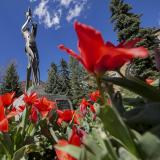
[0,0,160,81]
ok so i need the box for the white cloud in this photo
[43,9,62,29]
[30,0,89,29]
[59,0,73,8]
[66,3,85,22]
[34,0,49,19]
[34,0,61,29]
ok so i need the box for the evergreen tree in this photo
[110,0,140,42]
[110,0,159,79]
[138,28,159,50]
[69,57,84,104]
[69,56,98,103]
[1,63,22,97]
[45,62,59,94]
[59,58,71,96]
[77,64,98,94]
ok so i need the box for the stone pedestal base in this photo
[31,85,73,110]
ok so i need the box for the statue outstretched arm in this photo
[21,16,31,32]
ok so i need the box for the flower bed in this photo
[1,21,160,160]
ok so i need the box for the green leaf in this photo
[123,97,145,107]
[138,132,160,160]
[83,133,107,159]
[79,147,98,160]
[12,144,43,160]
[102,76,160,102]
[118,147,138,160]
[91,129,107,153]
[20,108,28,134]
[100,106,139,158]
[1,133,13,155]
[54,144,81,159]
[125,103,160,126]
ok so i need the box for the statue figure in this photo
[21,8,40,91]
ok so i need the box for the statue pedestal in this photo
[31,85,73,110]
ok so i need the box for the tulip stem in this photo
[49,128,58,143]
[105,134,118,160]
[0,141,12,160]
[95,75,105,105]
[95,75,118,160]
[22,106,30,138]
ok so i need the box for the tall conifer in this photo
[45,62,59,94]
[1,63,22,97]
[59,58,71,96]
[110,0,159,79]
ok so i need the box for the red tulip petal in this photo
[1,92,15,107]
[0,98,8,132]
[96,53,132,70]
[57,110,63,117]
[59,44,82,62]
[117,47,148,58]
[117,38,142,48]
[0,99,5,121]
[94,54,111,72]
[23,92,38,105]
[96,46,148,71]
[90,105,96,114]
[74,21,106,73]
[89,90,100,102]
[34,97,56,118]
[69,127,81,146]
[145,79,154,85]
[63,110,74,121]
[55,140,75,160]
[105,41,115,48]
[74,21,104,47]
[40,111,48,117]
[19,105,26,112]
[0,118,8,132]
[57,109,81,125]
[55,127,82,160]
[30,107,38,123]
[57,118,63,126]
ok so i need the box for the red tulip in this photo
[30,106,38,123]
[34,97,56,118]
[145,79,154,85]
[68,127,81,147]
[80,98,96,116]
[0,98,8,132]
[57,110,81,126]
[89,90,100,102]
[90,104,96,114]
[79,98,89,116]
[55,127,81,160]
[23,92,38,106]
[0,94,25,132]
[7,106,25,119]
[1,105,25,132]
[59,21,148,75]
[1,92,15,107]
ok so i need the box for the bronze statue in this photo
[21,8,40,91]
